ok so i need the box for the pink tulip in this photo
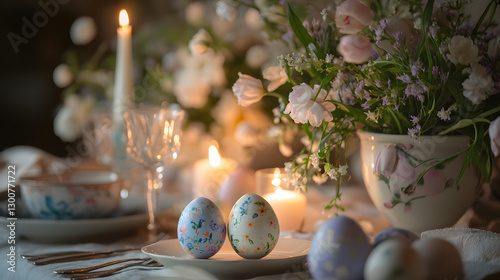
[374,144,398,177]
[232,72,266,107]
[335,0,374,34]
[263,66,288,92]
[490,117,500,157]
[337,35,372,64]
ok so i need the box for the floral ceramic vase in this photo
[357,131,482,233]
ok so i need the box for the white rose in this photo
[262,66,288,92]
[337,35,373,64]
[232,72,266,107]
[284,83,335,127]
[53,64,73,88]
[447,35,479,65]
[189,29,212,55]
[488,37,500,60]
[70,17,96,45]
[335,0,374,34]
[174,69,211,108]
[54,95,95,142]
[462,62,494,105]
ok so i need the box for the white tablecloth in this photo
[2,146,500,279]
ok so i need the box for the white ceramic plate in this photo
[142,238,310,279]
[0,212,148,243]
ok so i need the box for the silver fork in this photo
[57,259,163,279]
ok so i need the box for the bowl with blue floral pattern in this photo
[19,170,122,219]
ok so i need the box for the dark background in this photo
[0,0,182,157]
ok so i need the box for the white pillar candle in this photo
[263,188,307,231]
[257,168,307,231]
[193,145,238,202]
[113,9,134,125]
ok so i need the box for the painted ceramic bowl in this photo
[19,170,122,219]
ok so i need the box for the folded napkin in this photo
[421,227,500,265]
[0,146,67,191]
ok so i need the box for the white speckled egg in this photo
[364,239,426,280]
[412,238,464,280]
[308,215,371,280]
[177,197,226,259]
[373,227,419,247]
[227,193,279,259]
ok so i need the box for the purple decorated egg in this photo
[308,215,371,280]
[373,227,419,247]
[177,197,226,258]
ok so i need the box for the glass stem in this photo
[145,167,159,237]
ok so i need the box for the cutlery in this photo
[54,258,148,274]
[58,259,163,279]
[22,233,166,265]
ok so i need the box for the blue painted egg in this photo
[308,215,371,280]
[177,197,226,258]
[373,227,419,247]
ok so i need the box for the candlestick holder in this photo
[256,168,307,231]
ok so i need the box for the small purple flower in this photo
[382,96,389,105]
[397,73,412,84]
[408,124,421,140]
[410,115,419,126]
[362,101,370,109]
[432,66,439,80]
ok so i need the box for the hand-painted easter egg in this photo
[373,227,419,247]
[412,238,464,280]
[308,215,371,280]
[177,197,226,259]
[364,239,426,280]
[227,193,279,259]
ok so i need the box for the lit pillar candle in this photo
[113,9,134,125]
[257,168,307,231]
[193,145,238,202]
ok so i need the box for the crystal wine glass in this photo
[123,105,185,237]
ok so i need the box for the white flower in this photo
[437,107,451,121]
[189,29,212,55]
[284,83,335,127]
[216,0,238,22]
[490,117,500,157]
[337,35,372,64]
[53,64,73,88]
[263,66,288,92]
[70,17,96,45]
[462,62,494,105]
[261,5,287,25]
[488,37,500,60]
[53,95,95,142]
[235,121,258,146]
[246,45,270,69]
[232,72,266,106]
[335,0,374,35]
[310,153,320,169]
[279,142,293,157]
[365,110,379,123]
[173,48,226,108]
[312,174,329,184]
[447,36,479,65]
[338,165,348,176]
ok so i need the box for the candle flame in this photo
[272,177,281,187]
[272,167,282,188]
[208,145,221,167]
[119,10,129,27]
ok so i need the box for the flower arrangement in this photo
[231,0,500,211]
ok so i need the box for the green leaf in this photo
[286,4,324,59]
[248,239,254,245]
